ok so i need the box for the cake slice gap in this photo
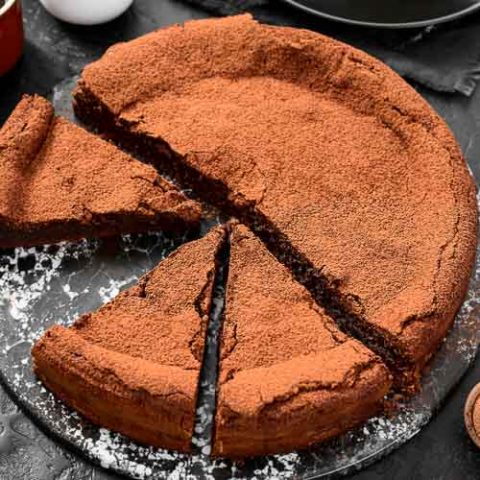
[32,225,226,452]
[0,95,201,249]
[213,222,391,458]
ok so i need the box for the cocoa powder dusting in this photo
[32,227,226,451]
[213,223,391,457]
[75,14,478,381]
[0,95,201,248]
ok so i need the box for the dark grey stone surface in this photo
[2,1,480,478]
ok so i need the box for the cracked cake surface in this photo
[0,95,201,249]
[213,223,391,457]
[73,14,478,388]
[32,226,226,452]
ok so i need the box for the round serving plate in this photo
[282,0,480,28]
[0,77,479,479]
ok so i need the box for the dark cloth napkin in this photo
[181,0,480,96]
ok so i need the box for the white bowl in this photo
[0,0,17,17]
[39,0,134,25]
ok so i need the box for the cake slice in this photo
[0,95,200,249]
[213,223,391,457]
[32,226,226,452]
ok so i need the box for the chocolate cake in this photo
[73,14,478,390]
[0,95,201,249]
[214,223,391,457]
[32,226,226,451]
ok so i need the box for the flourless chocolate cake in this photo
[214,223,391,457]
[74,14,478,391]
[0,95,201,249]
[32,226,226,451]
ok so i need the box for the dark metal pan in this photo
[283,0,480,28]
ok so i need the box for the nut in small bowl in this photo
[464,383,480,448]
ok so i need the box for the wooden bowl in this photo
[464,382,480,448]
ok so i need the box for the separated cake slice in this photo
[213,223,391,457]
[0,95,200,249]
[32,226,226,452]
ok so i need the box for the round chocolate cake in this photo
[73,14,478,389]
[2,14,475,460]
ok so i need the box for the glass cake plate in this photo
[0,77,479,479]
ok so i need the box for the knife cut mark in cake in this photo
[73,14,478,392]
[32,226,226,452]
[213,222,391,457]
[0,95,201,249]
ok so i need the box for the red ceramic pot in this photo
[0,0,23,76]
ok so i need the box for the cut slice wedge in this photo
[213,223,391,457]
[0,95,201,249]
[32,225,226,452]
